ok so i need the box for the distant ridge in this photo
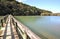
[0,0,52,16]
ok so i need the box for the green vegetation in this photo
[0,0,52,16]
[0,0,15,2]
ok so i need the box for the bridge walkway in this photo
[0,15,19,39]
[0,15,41,39]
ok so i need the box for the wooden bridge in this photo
[0,15,41,39]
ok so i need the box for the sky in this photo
[16,0,60,13]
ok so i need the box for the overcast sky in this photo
[16,0,60,13]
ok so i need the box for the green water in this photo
[15,16,60,39]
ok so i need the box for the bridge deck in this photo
[0,15,41,39]
[0,15,19,39]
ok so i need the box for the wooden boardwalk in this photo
[0,15,19,39]
[0,15,41,39]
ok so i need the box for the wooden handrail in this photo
[11,15,41,39]
[0,15,8,27]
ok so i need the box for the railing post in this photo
[4,16,6,23]
[12,18,15,25]
[4,15,8,23]
[27,34,30,39]
[1,19,3,27]
[15,22,18,32]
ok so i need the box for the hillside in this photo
[0,1,52,16]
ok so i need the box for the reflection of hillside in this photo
[41,13,60,16]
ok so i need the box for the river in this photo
[15,16,60,39]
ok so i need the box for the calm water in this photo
[15,16,60,39]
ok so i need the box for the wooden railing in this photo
[0,15,8,27]
[11,15,41,39]
[0,15,9,38]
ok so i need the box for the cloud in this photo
[16,0,27,2]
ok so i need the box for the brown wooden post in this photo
[1,19,3,27]
[4,17,6,23]
[15,22,18,31]
[27,35,30,39]
[12,18,14,25]
[5,16,8,23]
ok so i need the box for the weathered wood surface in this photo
[0,15,19,39]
